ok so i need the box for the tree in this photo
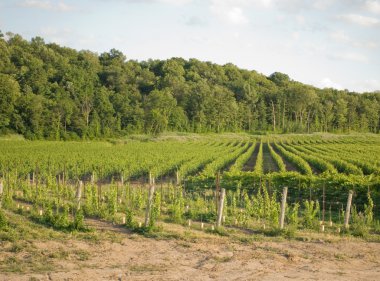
[0,32,379,138]
[0,74,20,131]
[144,89,177,134]
[334,98,348,131]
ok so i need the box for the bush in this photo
[302,200,320,229]
[350,206,369,237]
[0,210,8,229]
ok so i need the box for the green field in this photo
[0,133,380,239]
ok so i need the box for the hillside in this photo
[0,31,379,140]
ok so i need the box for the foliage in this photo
[302,200,320,229]
[287,203,300,228]
[0,33,379,138]
[350,206,369,237]
[274,143,313,175]
[0,209,7,229]
[253,141,263,175]
[268,142,286,172]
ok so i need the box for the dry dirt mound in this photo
[2,233,380,281]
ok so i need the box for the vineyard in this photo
[0,134,380,241]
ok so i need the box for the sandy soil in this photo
[1,224,380,281]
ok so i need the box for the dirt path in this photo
[2,232,380,281]
[263,143,279,174]
[242,143,258,172]
[271,144,299,173]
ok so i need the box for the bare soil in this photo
[1,221,380,281]
[271,144,299,172]
[263,143,279,174]
[242,143,258,172]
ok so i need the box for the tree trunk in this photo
[271,100,276,131]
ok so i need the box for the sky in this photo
[0,0,380,93]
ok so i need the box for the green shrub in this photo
[0,209,8,229]
[302,200,320,229]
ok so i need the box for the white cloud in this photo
[38,27,73,45]
[120,0,193,4]
[319,78,344,90]
[158,0,192,5]
[319,77,380,93]
[312,0,336,10]
[329,51,368,62]
[184,16,206,26]
[210,1,249,25]
[227,7,249,25]
[365,0,380,14]
[295,15,305,24]
[330,30,350,43]
[20,0,75,12]
[362,79,380,92]
[338,14,380,27]
[350,79,380,92]
[330,30,379,49]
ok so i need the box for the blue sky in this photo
[1,0,380,92]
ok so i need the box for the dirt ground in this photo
[1,224,380,281]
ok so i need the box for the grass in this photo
[1,205,380,276]
[0,210,125,274]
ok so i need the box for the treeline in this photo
[0,31,379,139]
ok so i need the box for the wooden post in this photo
[91,171,95,185]
[322,183,325,224]
[144,173,155,227]
[216,188,226,228]
[0,180,3,209]
[98,183,102,206]
[344,190,353,229]
[320,224,325,232]
[160,178,163,213]
[117,182,120,207]
[329,203,332,226]
[63,163,66,186]
[176,171,181,186]
[76,181,83,210]
[279,186,288,229]
[34,171,38,199]
[215,172,221,213]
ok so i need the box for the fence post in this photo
[344,190,353,229]
[0,180,3,209]
[176,171,181,186]
[215,172,221,214]
[76,180,83,210]
[145,172,155,227]
[279,186,288,229]
[216,188,226,228]
[322,183,325,224]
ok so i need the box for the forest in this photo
[0,31,379,139]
